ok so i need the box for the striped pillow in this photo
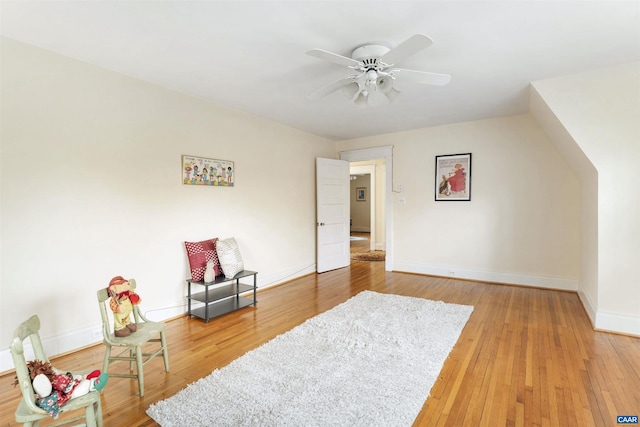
[216,237,244,279]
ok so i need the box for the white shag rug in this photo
[147,290,473,427]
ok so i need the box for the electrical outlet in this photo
[448,270,456,276]
[396,184,403,192]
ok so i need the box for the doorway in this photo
[340,146,393,271]
[349,165,375,252]
[349,170,373,260]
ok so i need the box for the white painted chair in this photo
[97,278,169,397]
[10,314,103,427]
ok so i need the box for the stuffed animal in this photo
[15,360,108,419]
[107,276,141,337]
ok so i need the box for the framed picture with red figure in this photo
[435,153,471,201]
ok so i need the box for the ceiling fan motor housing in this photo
[351,44,390,65]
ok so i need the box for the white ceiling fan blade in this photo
[306,49,361,67]
[308,76,358,101]
[381,34,433,66]
[391,68,451,86]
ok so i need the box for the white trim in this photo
[395,262,640,335]
[0,265,318,374]
[350,226,371,233]
[393,261,579,291]
[595,311,640,336]
[578,290,597,327]
[258,264,317,289]
[340,146,393,271]
[0,323,103,374]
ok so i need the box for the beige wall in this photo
[337,62,640,336]
[350,174,371,232]
[2,37,636,373]
[531,62,640,334]
[337,115,581,289]
[0,38,335,369]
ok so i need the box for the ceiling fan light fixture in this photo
[377,76,394,93]
[354,94,368,107]
[366,89,389,106]
[385,87,401,103]
[341,82,360,100]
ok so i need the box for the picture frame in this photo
[182,155,234,186]
[356,187,367,202]
[435,153,471,201]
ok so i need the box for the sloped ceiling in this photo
[1,1,639,141]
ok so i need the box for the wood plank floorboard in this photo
[1,260,638,426]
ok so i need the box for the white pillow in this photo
[216,237,244,278]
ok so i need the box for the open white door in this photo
[316,158,350,273]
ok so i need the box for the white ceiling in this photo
[2,1,639,141]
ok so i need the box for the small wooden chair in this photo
[97,278,169,397]
[10,314,103,427]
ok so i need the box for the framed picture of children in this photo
[182,155,234,186]
[435,153,471,201]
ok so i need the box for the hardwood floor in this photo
[350,231,371,253]
[2,262,639,426]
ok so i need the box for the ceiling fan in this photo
[306,34,451,106]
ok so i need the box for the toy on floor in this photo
[108,275,141,337]
[14,360,108,419]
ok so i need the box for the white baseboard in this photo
[0,265,317,374]
[1,322,104,374]
[578,290,597,327]
[579,290,640,336]
[394,261,640,336]
[351,227,370,233]
[393,261,579,291]
[0,304,187,374]
[8,263,634,374]
[595,310,640,336]
[258,264,317,289]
